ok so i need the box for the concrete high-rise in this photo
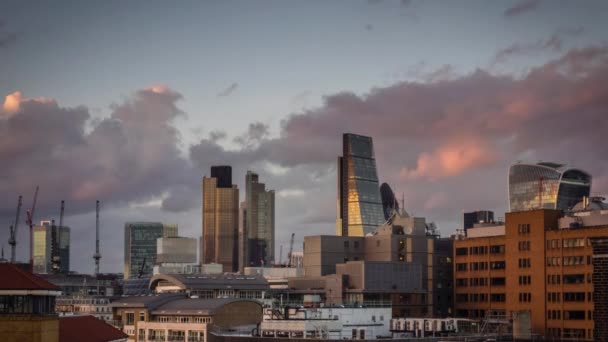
[509,162,591,212]
[245,171,275,267]
[337,133,384,236]
[124,222,177,279]
[202,167,239,272]
[32,221,70,274]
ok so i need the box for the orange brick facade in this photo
[454,209,608,340]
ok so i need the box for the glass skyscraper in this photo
[124,222,177,279]
[33,221,70,274]
[244,171,275,267]
[337,133,385,236]
[509,162,591,212]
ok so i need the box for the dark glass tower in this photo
[337,133,384,236]
[509,162,591,212]
[211,165,232,189]
[463,210,494,234]
[380,183,400,221]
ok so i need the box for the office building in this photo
[296,211,449,317]
[202,167,239,272]
[211,165,233,189]
[33,221,70,274]
[380,182,400,221]
[509,162,591,212]
[245,170,275,267]
[111,294,262,341]
[124,222,177,279]
[154,237,198,275]
[453,199,608,340]
[463,210,494,235]
[337,133,384,236]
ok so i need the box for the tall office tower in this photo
[124,222,177,279]
[33,221,70,274]
[380,182,400,221]
[202,167,239,272]
[245,171,275,267]
[509,162,591,212]
[463,210,495,234]
[238,201,247,272]
[337,133,384,236]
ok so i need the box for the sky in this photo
[1,0,608,274]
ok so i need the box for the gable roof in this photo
[0,263,59,291]
[59,315,127,342]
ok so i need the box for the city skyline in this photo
[1,1,608,273]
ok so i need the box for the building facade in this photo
[509,162,591,212]
[33,221,70,274]
[463,210,494,235]
[202,167,239,272]
[124,222,178,279]
[154,237,198,275]
[337,133,384,237]
[453,207,608,340]
[245,171,275,267]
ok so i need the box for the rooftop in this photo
[150,273,269,291]
[152,298,262,316]
[0,263,60,291]
[59,315,127,342]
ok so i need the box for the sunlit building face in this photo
[509,162,591,212]
[337,133,385,236]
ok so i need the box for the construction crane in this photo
[137,257,147,278]
[26,186,39,272]
[8,195,23,263]
[287,233,295,267]
[278,245,283,266]
[51,201,65,273]
[93,200,101,275]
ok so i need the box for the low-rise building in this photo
[111,294,263,342]
[149,273,269,300]
[453,201,608,341]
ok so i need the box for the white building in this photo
[261,306,392,340]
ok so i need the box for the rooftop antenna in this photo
[93,200,101,275]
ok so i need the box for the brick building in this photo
[453,203,608,340]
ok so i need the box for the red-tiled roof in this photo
[0,263,59,290]
[59,316,128,342]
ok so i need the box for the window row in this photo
[519,275,531,285]
[546,256,591,266]
[547,238,592,249]
[518,258,531,268]
[518,224,531,234]
[518,240,531,251]
[519,292,531,302]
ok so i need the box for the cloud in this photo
[493,26,585,64]
[0,20,17,48]
[233,122,270,148]
[0,85,198,220]
[504,0,541,18]
[217,82,239,97]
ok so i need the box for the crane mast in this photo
[26,186,39,272]
[8,195,23,263]
[287,233,295,267]
[93,200,101,275]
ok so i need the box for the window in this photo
[518,241,531,251]
[456,247,468,256]
[518,224,531,234]
[354,241,360,248]
[125,312,135,325]
[519,293,531,302]
[490,277,506,286]
[456,263,467,272]
[139,312,145,321]
[564,310,585,320]
[344,241,350,249]
[456,278,468,287]
[519,275,531,285]
[490,293,506,302]
[518,258,531,268]
[563,292,585,302]
[490,261,505,270]
[490,245,505,254]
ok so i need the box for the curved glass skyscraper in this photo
[337,133,385,236]
[509,162,591,212]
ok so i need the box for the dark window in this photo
[456,247,468,256]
